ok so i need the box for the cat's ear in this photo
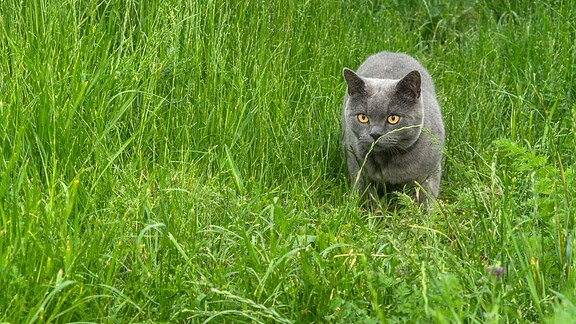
[343,68,366,96]
[396,70,421,102]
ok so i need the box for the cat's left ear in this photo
[343,68,366,96]
[396,70,421,102]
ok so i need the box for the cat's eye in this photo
[387,114,400,125]
[357,113,369,123]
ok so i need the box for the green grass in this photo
[1,0,575,322]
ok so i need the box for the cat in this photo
[341,52,445,205]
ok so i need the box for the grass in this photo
[0,0,575,322]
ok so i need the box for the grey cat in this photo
[341,52,445,205]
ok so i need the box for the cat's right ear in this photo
[396,70,421,102]
[343,68,366,96]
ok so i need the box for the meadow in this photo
[1,0,575,322]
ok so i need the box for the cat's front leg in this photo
[347,161,365,195]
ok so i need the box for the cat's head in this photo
[343,68,424,153]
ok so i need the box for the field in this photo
[1,0,575,322]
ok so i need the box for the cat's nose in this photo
[370,132,382,140]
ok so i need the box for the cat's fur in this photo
[342,52,444,205]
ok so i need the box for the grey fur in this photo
[342,52,445,205]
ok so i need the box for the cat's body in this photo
[342,52,444,204]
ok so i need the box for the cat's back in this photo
[356,52,435,92]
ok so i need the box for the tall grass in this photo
[1,0,575,322]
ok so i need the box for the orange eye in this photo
[357,113,369,123]
[387,114,400,125]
